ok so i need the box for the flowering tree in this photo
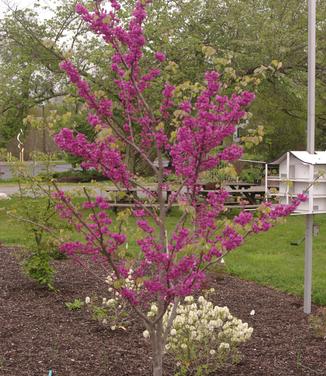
[53,1,306,375]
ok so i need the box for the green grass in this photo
[0,198,31,245]
[0,179,20,184]
[1,197,326,305]
[226,215,326,305]
[0,197,181,247]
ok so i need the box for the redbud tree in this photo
[53,1,306,375]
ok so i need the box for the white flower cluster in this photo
[83,269,137,331]
[105,268,140,296]
[162,295,253,373]
[147,303,159,318]
[143,329,150,338]
[84,293,124,330]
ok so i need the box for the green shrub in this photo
[65,299,85,311]
[7,160,70,289]
[52,169,108,183]
[239,166,263,184]
[23,250,55,288]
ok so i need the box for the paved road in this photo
[0,185,22,196]
[0,183,110,197]
[0,162,73,180]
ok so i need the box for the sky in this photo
[0,0,52,19]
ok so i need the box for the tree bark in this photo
[152,339,163,376]
[151,325,163,376]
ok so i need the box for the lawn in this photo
[1,197,326,305]
[0,198,31,246]
[226,214,326,305]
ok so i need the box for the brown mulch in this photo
[0,247,325,376]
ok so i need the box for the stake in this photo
[304,0,316,314]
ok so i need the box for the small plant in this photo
[83,271,132,330]
[65,298,85,311]
[0,356,4,370]
[308,308,326,339]
[84,296,129,330]
[7,159,69,289]
[23,251,55,288]
[0,148,12,162]
[296,350,303,370]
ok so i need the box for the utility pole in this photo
[304,0,316,314]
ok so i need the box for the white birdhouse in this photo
[265,151,326,214]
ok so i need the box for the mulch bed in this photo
[0,247,325,376]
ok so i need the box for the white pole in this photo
[307,0,316,153]
[304,0,316,314]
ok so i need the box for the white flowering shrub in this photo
[148,293,253,375]
[83,269,137,330]
[84,294,129,331]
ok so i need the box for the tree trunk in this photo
[151,325,163,376]
[152,339,163,376]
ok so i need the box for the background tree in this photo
[122,0,326,158]
[0,1,105,147]
[1,0,326,161]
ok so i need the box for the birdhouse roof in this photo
[270,151,326,165]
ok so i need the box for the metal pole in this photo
[304,215,313,313]
[304,0,316,314]
[307,0,316,153]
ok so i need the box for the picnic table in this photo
[105,181,266,209]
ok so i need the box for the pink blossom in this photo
[137,220,154,234]
[234,211,253,226]
[133,209,146,217]
[155,51,166,62]
[179,101,192,113]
